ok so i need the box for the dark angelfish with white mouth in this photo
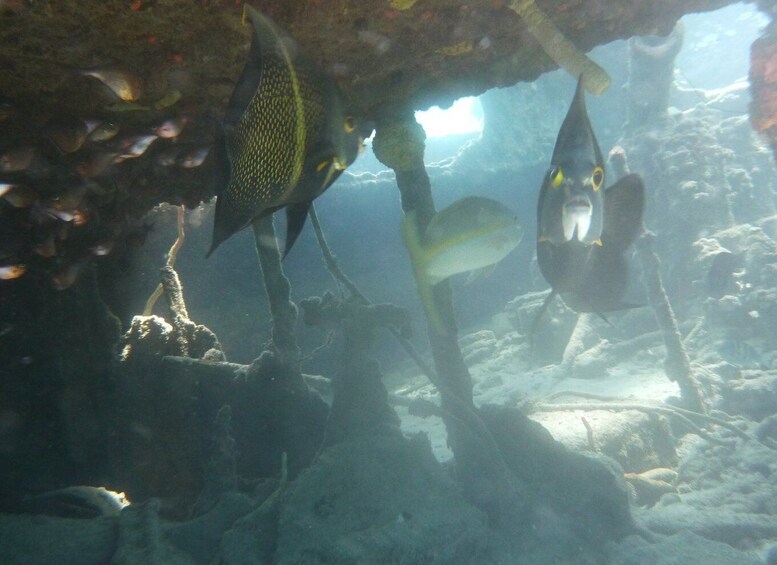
[532,76,645,337]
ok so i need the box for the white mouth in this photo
[562,198,592,241]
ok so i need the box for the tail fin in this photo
[402,211,447,335]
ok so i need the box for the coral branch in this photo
[372,113,517,518]
[143,206,186,316]
[252,216,299,368]
[308,204,436,381]
[160,265,188,320]
[608,147,704,413]
[636,231,706,413]
[534,397,762,446]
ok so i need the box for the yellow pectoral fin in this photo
[594,239,603,246]
[402,212,448,335]
[320,161,338,191]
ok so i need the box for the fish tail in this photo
[402,211,447,335]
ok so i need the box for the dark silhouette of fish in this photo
[207,5,367,258]
[533,77,645,335]
[21,486,129,519]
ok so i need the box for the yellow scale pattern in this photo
[228,57,327,210]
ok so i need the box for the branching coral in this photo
[537,390,771,448]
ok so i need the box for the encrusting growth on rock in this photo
[252,216,301,370]
[609,147,706,414]
[636,232,706,414]
[143,205,186,317]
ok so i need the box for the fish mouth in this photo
[562,196,592,242]
[564,196,591,213]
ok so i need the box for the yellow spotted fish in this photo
[208,5,367,258]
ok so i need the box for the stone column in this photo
[626,22,684,131]
[373,112,513,514]
[252,216,301,373]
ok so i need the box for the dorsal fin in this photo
[551,76,603,167]
[223,8,266,126]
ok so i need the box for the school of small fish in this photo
[0,63,212,289]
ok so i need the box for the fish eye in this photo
[343,116,356,133]
[591,166,604,190]
[550,166,564,188]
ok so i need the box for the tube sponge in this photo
[508,0,611,95]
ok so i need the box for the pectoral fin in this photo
[464,263,498,285]
[310,145,346,195]
[224,8,267,127]
[602,173,645,252]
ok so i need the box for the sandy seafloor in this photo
[391,314,777,564]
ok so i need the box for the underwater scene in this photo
[2,0,777,563]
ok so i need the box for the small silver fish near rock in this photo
[79,66,143,102]
[22,485,130,518]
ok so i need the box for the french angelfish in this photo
[207,5,366,258]
[403,196,523,334]
[533,76,645,334]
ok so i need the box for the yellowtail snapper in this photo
[403,196,523,334]
[533,77,645,335]
[207,5,368,258]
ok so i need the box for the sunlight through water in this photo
[415,96,484,138]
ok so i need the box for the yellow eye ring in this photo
[592,166,604,190]
[550,166,564,188]
[344,116,356,133]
